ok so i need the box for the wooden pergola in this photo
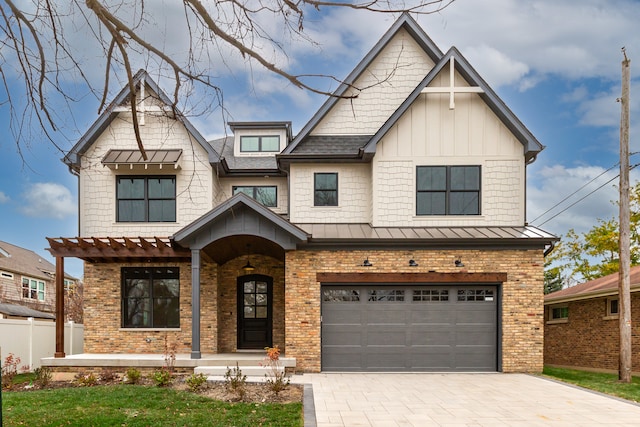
[46,237,191,357]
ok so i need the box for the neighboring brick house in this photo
[0,240,75,320]
[46,14,556,373]
[544,267,640,373]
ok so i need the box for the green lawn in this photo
[543,366,640,403]
[1,385,303,427]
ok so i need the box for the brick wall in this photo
[285,248,545,373]
[83,261,217,354]
[217,254,285,353]
[544,293,640,372]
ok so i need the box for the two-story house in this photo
[0,240,75,320]
[46,14,556,373]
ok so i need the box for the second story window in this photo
[233,186,277,207]
[117,176,176,222]
[22,277,45,301]
[416,166,480,215]
[240,135,280,153]
[314,173,338,206]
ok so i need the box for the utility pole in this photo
[618,47,631,383]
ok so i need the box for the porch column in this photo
[54,256,65,358]
[191,248,201,359]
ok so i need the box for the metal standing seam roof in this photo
[294,224,557,244]
[545,265,640,304]
[101,149,182,166]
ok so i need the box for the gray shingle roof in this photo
[292,135,372,155]
[0,240,56,280]
[209,137,279,171]
[0,302,56,320]
[0,240,77,281]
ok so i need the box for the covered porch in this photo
[45,193,308,369]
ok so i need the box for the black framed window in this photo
[122,267,180,328]
[314,172,338,206]
[417,166,480,215]
[233,186,277,207]
[240,135,280,152]
[117,176,176,222]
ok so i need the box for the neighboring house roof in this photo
[544,266,640,304]
[280,13,544,165]
[0,240,74,281]
[63,69,219,172]
[0,302,56,320]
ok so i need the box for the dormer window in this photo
[240,135,280,153]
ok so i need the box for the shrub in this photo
[100,368,118,382]
[124,367,142,384]
[185,373,208,392]
[263,346,290,396]
[34,366,52,387]
[74,372,98,387]
[224,363,246,400]
[2,353,24,390]
[151,368,173,387]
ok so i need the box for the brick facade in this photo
[285,248,545,373]
[544,293,640,373]
[83,247,544,374]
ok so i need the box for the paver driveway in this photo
[301,373,640,426]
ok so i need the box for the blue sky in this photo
[0,0,639,279]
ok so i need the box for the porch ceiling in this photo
[200,235,285,264]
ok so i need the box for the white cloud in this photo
[463,44,530,88]
[527,164,640,237]
[417,0,640,90]
[20,183,76,219]
[0,192,9,203]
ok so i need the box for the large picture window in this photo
[233,186,277,207]
[417,166,480,215]
[314,172,338,206]
[117,176,176,222]
[240,135,280,152]
[122,267,180,328]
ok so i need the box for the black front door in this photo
[237,274,273,349]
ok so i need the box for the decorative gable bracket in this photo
[420,56,484,109]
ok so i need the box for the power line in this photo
[529,151,640,225]
[534,162,640,228]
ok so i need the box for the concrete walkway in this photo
[298,373,640,426]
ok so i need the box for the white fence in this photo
[0,318,84,371]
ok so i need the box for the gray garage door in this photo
[321,285,498,372]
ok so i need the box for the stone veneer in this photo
[544,293,640,373]
[285,248,545,373]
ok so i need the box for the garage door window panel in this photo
[368,289,404,302]
[413,289,449,301]
[458,289,494,302]
[323,289,360,302]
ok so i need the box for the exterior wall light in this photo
[409,259,419,267]
[455,258,464,267]
[362,258,373,267]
